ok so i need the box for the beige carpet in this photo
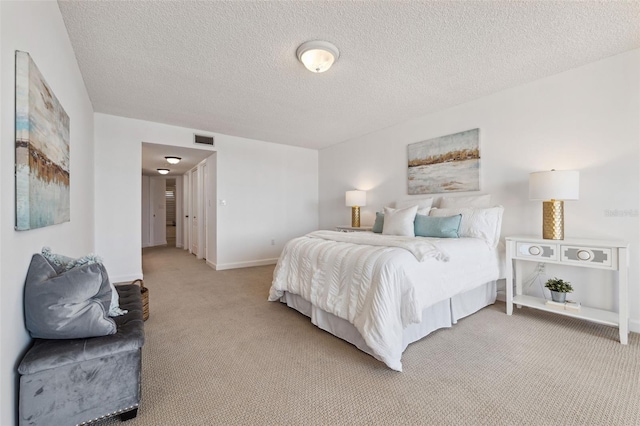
[100,246,640,425]
[165,226,176,248]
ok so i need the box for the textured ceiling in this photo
[58,1,640,150]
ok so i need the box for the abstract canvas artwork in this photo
[15,51,70,231]
[407,128,480,195]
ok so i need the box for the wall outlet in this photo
[271,239,275,246]
[219,199,227,206]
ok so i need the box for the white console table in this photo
[505,236,629,344]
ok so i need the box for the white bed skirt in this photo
[280,280,497,364]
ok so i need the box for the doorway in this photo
[140,143,216,264]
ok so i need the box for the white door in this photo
[175,176,183,248]
[202,163,207,260]
[150,177,166,246]
[190,168,199,254]
[183,172,190,250]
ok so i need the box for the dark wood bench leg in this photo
[119,408,138,421]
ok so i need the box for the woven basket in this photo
[132,279,149,321]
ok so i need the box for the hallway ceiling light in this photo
[296,40,339,73]
[157,169,170,175]
[165,156,181,164]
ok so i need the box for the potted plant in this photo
[545,277,573,303]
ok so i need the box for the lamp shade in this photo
[345,190,366,207]
[529,170,579,200]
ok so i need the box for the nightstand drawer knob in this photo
[577,250,592,261]
[528,246,541,256]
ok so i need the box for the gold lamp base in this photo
[542,200,564,240]
[351,206,361,228]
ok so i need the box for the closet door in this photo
[190,168,199,255]
[150,177,166,246]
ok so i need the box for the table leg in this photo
[506,240,514,315]
[619,247,628,344]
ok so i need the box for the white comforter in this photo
[269,231,502,371]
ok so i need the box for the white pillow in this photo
[382,205,418,237]
[430,206,504,247]
[439,194,492,209]
[395,198,434,215]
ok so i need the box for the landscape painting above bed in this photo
[407,128,480,194]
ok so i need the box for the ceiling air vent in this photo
[194,134,214,146]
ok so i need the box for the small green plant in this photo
[545,277,573,293]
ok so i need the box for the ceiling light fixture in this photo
[165,156,181,164]
[296,40,339,73]
[157,169,170,175]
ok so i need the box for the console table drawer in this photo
[561,245,613,268]
[516,241,558,260]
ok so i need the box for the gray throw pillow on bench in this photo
[24,254,116,339]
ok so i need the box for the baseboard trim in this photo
[208,258,278,271]
[111,273,143,284]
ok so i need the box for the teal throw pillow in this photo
[41,246,74,274]
[414,214,462,238]
[64,253,103,271]
[372,212,384,233]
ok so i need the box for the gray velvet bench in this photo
[18,285,145,425]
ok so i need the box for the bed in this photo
[268,199,505,371]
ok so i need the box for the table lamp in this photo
[529,170,579,240]
[345,190,366,227]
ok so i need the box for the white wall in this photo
[212,135,318,270]
[94,114,318,280]
[319,50,640,330]
[0,3,95,425]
